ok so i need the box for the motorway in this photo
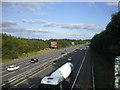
[9,46,91,89]
[1,45,85,88]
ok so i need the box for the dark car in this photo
[61,52,65,54]
[30,58,38,63]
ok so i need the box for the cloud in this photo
[1,20,53,33]
[62,24,104,30]
[22,19,105,30]
[64,33,93,40]
[1,20,102,40]
[1,20,24,32]
[26,28,54,33]
[22,19,48,24]
[2,0,119,2]
[2,0,56,2]
[10,32,52,40]
[43,33,93,40]
[22,19,62,27]
[43,22,61,27]
[2,2,48,15]
[1,20,18,27]
[14,2,44,12]
[106,2,118,7]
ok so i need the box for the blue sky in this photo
[2,2,118,40]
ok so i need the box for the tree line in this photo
[2,33,88,59]
[90,11,120,59]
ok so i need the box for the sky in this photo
[1,2,119,40]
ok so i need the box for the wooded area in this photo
[2,33,88,59]
[90,11,120,59]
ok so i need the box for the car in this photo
[75,49,79,51]
[7,65,20,71]
[84,48,87,51]
[53,60,57,66]
[67,57,72,61]
[30,58,38,63]
[115,56,120,61]
[80,49,83,50]
[61,52,65,54]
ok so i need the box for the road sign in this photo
[71,42,75,45]
[51,42,57,48]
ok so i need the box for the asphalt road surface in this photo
[11,47,91,89]
[1,45,82,85]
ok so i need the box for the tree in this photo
[90,11,120,58]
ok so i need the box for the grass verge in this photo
[2,48,55,64]
[91,49,114,88]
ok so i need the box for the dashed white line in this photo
[2,46,80,86]
[0,69,6,74]
[29,84,35,88]
[19,65,30,71]
[2,66,29,78]
[26,63,29,64]
[2,71,15,77]
[92,64,95,90]
[14,64,52,87]
[19,65,23,67]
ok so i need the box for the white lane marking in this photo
[2,61,31,75]
[2,65,30,78]
[17,60,29,65]
[2,46,79,81]
[29,84,35,88]
[0,64,23,74]
[9,78,16,82]
[0,69,7,74]
[71,49,88,89]
[14,47,79,87]
[1,61,28,71]
[19,65,30,71]
[26,62,29,64]
[19,65,23,67]
[0,64,24,74]
[33,62,40,65]
[14,64,52,87]
[2,71,16,77]
[92,64,95,90]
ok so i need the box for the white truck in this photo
[39,62,74,89]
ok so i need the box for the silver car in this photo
[7,65,20,71]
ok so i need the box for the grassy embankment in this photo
[2,33,88,64]
[2,45,74,64]
[91,49,114,88]
[2,48,55,64]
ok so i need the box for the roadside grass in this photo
[2,48,55,64]
[91,49,114,88]
[1,45,77,64]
